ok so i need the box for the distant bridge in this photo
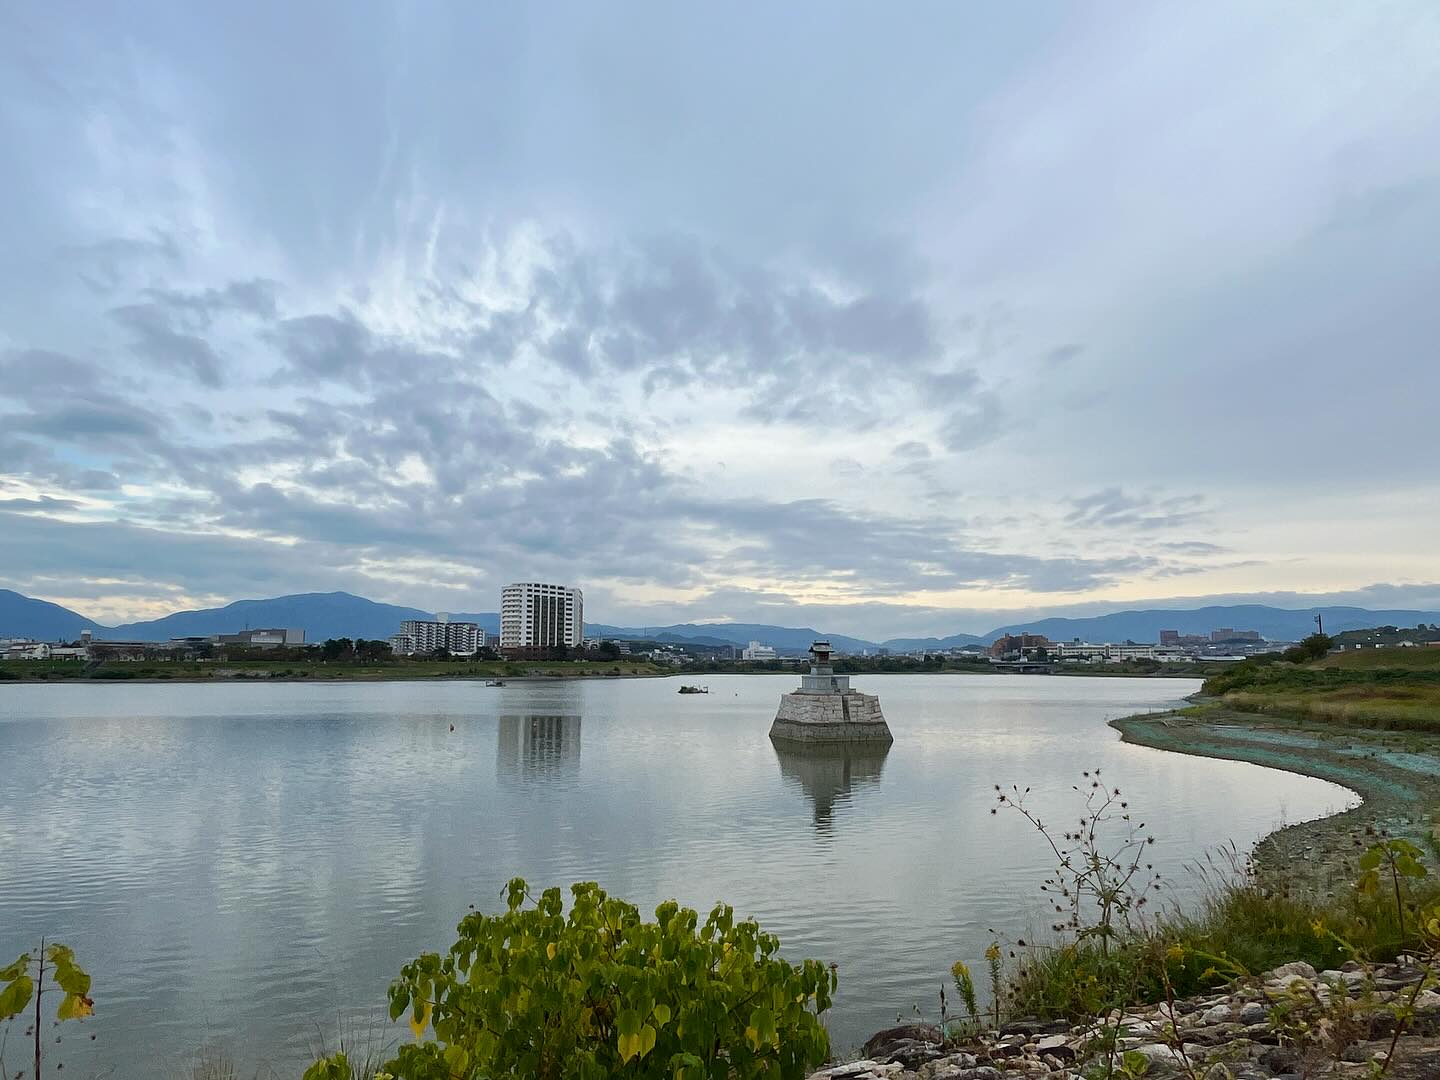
[989,660,1054,674]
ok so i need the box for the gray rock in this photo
[883,1040,948,1069]
[1201,1003,1234,1025]
[1257,1044,1300,1074]
[919,1053,976,1077]
[812,1062,885,1079]
[1237,1002,1268,1025]
[1034,1033,1074,1059]
[1268,961,1317,982]
[863,1025,941,1059]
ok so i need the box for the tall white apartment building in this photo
[389,613,485,656]
[500,583,584,649]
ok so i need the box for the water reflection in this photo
[773,742,890,835]
[496,714,581,780]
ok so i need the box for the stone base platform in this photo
[768,690,893,745]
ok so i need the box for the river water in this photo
[0,674,1353,1076]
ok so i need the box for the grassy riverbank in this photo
[982,646,1440,1025]
[1111,648,1440,899]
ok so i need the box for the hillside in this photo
[983,604,1440,645]
[0,589,102,641]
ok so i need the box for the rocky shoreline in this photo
[1110,705,1440,899]
[811,959,1440,1079]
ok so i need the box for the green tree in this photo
[321,638,354,661]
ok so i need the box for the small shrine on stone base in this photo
[767,641,893,746]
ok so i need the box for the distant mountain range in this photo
[2,588,1437,652]
[0,589,499,644]
[976,605,1440,646]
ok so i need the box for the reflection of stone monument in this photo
[768,641,893,745]
[496,715,581,779]
[773,742,890,833]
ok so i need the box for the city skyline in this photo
[3,4,1439,641]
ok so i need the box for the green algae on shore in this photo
[1112,705,1440,901]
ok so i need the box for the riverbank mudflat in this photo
[1111,705,1440,900]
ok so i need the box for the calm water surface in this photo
[0,674,1353,1076]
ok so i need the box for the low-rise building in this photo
[213,628,305,648]
[2,640,52,660]
[389,614,485,656]
[1049,641,1158,662]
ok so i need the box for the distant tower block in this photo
[768,641,893,746]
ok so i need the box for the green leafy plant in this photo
[311,878,835,1080]
[984,943,1003,1029]
[1356,838,1428,937]
[0,941,95,1080]
[949,961,979,1025]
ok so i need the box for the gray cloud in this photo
[109,302,226,387]
[1065,489,1209,532]
[1,3,1437,633]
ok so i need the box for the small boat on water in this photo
[485,679,506,687]
[677,684,709,695]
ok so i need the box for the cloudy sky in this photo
[2,2,1438,637]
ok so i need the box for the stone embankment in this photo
[810,960,1440,1080]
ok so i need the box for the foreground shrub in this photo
[309,878,835,1080]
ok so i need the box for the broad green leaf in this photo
[0,955,28,982]
[615,1007,642,1037]
[617,1031,641,1063]
[52,961,91,996]
[0,974,34,1020]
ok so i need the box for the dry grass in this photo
[1224,686,1440,731]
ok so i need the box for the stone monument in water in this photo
[768,641,893,745]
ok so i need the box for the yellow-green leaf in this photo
[618,1031,641,1063]
[442,1044,470,1073]
[0,955,28,982]
[56,992,95,1020]
[652,1002,671,1027]
[409,999,432,1041]
[0,975,34,1020]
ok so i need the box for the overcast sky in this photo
[2,2,1438,637]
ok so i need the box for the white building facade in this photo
[1049,642,1158,662]
[390,614,485,656]
[500,583,584,649]
[742,640,777,660]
